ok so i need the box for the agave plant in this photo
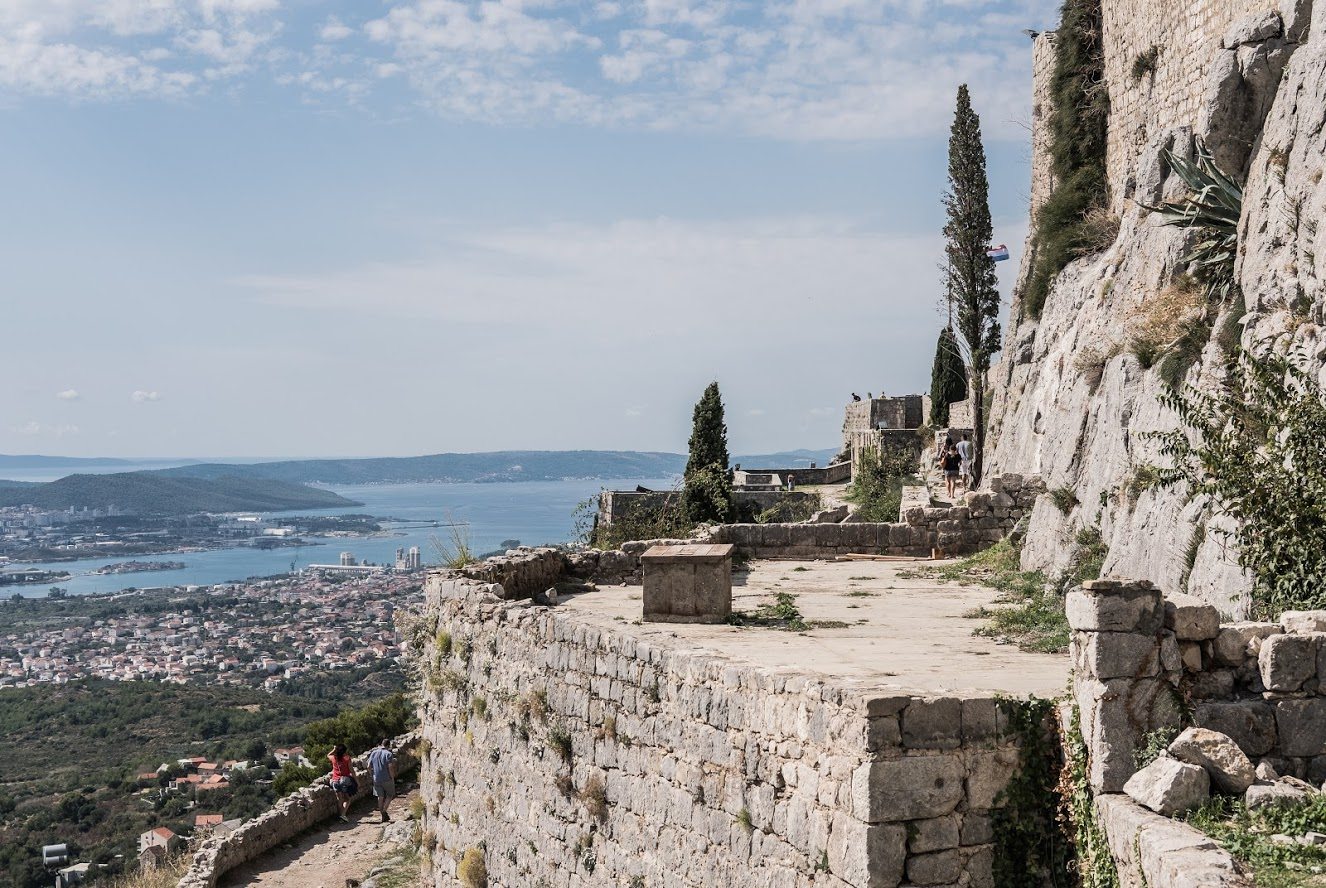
[1144,140,1243,301]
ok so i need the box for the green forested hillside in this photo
[0,678,401,888]
[0,473,358,513]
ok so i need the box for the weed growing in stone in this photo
[457,847,487,888]
[736,808,753,832]
[1048,487,1079,513]
[548,724,573,763]
[1061,707,1119,888]
[845,590,877,597]
[1188,796,1326,888]
[580,772,609,821]
[938,539,1068,653]
[1133,726,1179,769]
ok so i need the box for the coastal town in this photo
[0,571,420,689]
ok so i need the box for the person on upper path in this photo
[366,738,397,823]
[941,443,962,500]
[328,744,357,823]
[956,433,973,491]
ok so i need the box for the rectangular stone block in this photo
[827,813,906,888]
[1165,593,1221,641]
[1259,633,1317,692]
[1074,632,1162,680]
[1276,699,1326,756]
[908,813,960,853]
[641,544,733,624]
[1066,583,1163,633]
[852,756,965,823]
[902,698,963,749]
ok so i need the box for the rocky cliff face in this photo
[988,2,1318,616]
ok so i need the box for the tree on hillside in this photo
[943,84,1002,486]
[682,382,733,524]
[929,325,968,427]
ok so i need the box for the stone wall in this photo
[1100,0,1292,211]
[710,474,1042,560]
[415,576,1042,888]
[1066,579,1326,888]
[455,546,567,600]
[176,736,420,888]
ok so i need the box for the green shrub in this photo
[1157,347,1326,617]
[1049,487,1079,513]
[548,725,573,763]
[847,443,917,521]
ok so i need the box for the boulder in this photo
[811,505,850,524]
[1123,757,1210,816]
[1168,727,1256,794]
[1246,778,1318,809]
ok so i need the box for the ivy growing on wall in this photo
[992,697,1073,888]
[1022,0,1110,319]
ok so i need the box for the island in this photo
[93,560,187,575]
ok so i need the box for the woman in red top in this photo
[328,744,357,822]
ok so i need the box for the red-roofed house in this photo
[194,814,224,830]
[138,827,180,855]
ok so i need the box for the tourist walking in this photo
[956,433,973,490]
[328,744,357,823]
[941,443,962,500]
[366,739,397,823]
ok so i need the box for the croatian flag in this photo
[987,244,1010,262]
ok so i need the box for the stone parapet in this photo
[415,578,1044,888]
[711,475,1043,560]
[175,735,420,888]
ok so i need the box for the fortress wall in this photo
[176,737,420,888]
[1101,0,1277,209]
[1065,579,1326,888]
[711,474,1042,560]
[415,576,1042,888]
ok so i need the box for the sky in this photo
[1,0,1060,459]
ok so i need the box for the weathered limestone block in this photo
[640,544,733,624]
[826,814,906,888]
[902,699,963,750]
[1223,9,1283,47]
[908,814,960,853]
[1168,727,1256,794]
[1165,594,1222,641]
[1275,699,1326,756]
[1076,676,1184,791]
[1075,631,1162,680]
[907,849,962,886]
[852,757,965,823]
[960,813,992,846]
[1123,757,1210,816]
[960,698,1000,743]
[1066,582,1163,633]
[1246,778,1318,808]
[1259,633,1318,692]
[1282,611,1326,634]
[965,748,1020,810]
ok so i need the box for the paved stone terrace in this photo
[560,558,1068,698]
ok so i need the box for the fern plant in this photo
[1144,141,1243,301]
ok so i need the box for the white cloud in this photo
[319,16,353,41]
[16,420,80,437]
[55,389,81,400]
[131,390,162,402]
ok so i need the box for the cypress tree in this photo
[928,325,969,427]
[682,382,733,524]
[944,85,1001,487]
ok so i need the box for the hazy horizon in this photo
[4,0,1059,459]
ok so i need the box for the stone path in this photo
[218,791,419,888]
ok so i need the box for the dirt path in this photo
[219,791,419,888]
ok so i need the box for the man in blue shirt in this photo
[366,739,397,823]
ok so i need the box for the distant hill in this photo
[154,450,690,485]
[0,473,359,513]
[151,448,841,485]
[0,479,39,490]
[733,448,841,467]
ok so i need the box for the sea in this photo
[3,463,678,598]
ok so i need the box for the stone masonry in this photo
[416,574,1042,888]
[1066,579,1326,888]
